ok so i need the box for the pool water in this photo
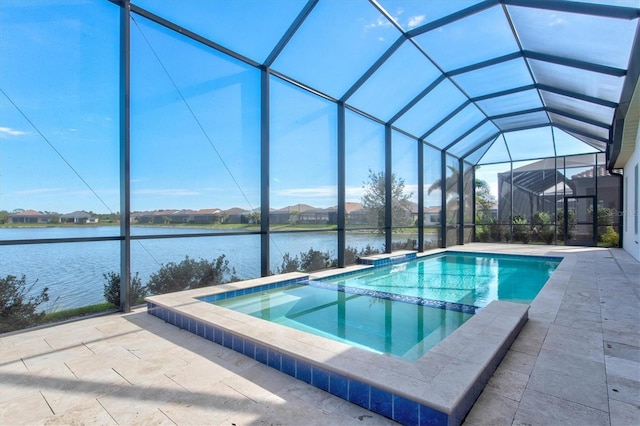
[211,252,560,360]
[213,284,473,360]
[322,252,561,308]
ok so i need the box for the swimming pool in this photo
[321,251,561,307]
[207,251,559,360]
[211,283,474,361]
[145,249,562,425]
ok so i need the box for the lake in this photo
[1,226,395,311]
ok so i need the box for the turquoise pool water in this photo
[213,283,473,360]
[211,252,560,360]
[323,251,561,308]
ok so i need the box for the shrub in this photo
[330,244,382,267]
[277,252,300,274]
[387,238,417,251]
[279,245,383,273]
[488,219,503,242]
[556,208,576,241]
[531,211,555,244]
[0,275,49,333]
[476,225,489,242]
[512,216,529,243]
[595,207,617,241]
[300,248,331,272]
[103,271,147,307]
[146,255,238,295]
[600,226,619,247]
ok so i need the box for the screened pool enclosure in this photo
[1,0,639,320]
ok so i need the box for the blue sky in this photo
[0,0,447,215]
[0,1,619,215]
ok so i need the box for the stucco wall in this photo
[622,126,640,261]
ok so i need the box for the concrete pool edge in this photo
[145,258,531,425]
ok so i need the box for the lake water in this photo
[0,227,391,311]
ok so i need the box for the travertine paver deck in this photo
[1,244,638,425]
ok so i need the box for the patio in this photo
[1,244,638,425]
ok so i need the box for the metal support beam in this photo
[341,37,405,102]
[385,125,393,252]
[130,4,260,68]
[418,141,424,251]
[260,67,271,276]
[503,0,640,20]
[440,151,447,248]
[420,100,471,140]
[407,1,501,37]
[119,0,131,313]
[458,158,465,245]
[264,0,318,67]
[537,84,619,109]
[337,103,346,267]
[524,50,626,77]
[471,165,477,242]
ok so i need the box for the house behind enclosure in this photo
[60,211,98,224]
[8,210,52,224]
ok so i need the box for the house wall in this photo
[622,128,640,261]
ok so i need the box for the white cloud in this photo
[548,14,564,27]
[345,185,366,199]
[133,188,200,197]
[0,126,26,137]
[407,15,426,29]
[273,186,337,198]
[365,16,393,31]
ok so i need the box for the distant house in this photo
[194,208,221,224]
[8,210,52,224]
[222,207,248,224]
[424,206,441,226]
[131,210,178,224]
[60,211,98,224]
[170,209,198,224]
[299,206,333,225]
[345,202,368,225]
[270,204,315,225]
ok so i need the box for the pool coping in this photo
[146,251,534,425]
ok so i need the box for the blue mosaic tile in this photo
[281,354,296,377]
[205,324,214,341]
[232,335,243,352]
[445,250,562,263]
[420,404,448,425]
[308,280,477,314]
[348,380,370,409]
[198,277,314,304]
[296,360,312,384]
[213,327,222,345]
[311,367,329,392]
[370,387,393,419]
[255,346,268,364]
[243,339,255,358]
[222,330,233,349]
[196,321,206,338]
[393,395,419,425]
[328,372,348,400]
[172,312,180,327]
[267,349,281,370]
[188,317,197,334]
